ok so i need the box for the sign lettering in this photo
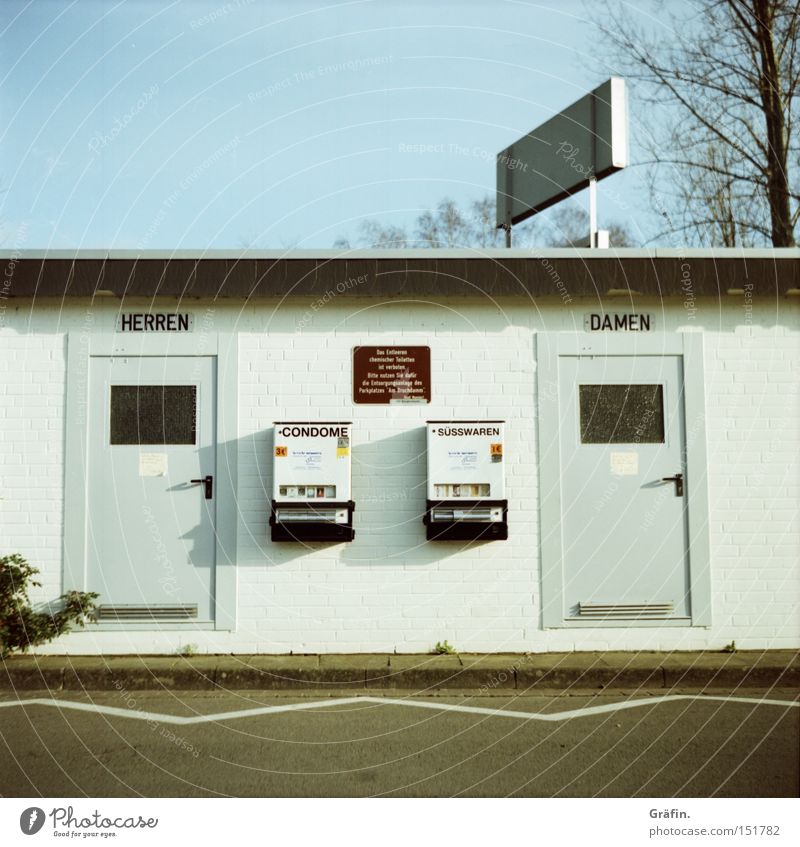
[584,313,654,332]
[117,313,194,332]
[433,426,501,437]
[278,425,349,439]
[353,346,431,404]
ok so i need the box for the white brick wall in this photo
[0,324,66,608]
[1,296,798,654]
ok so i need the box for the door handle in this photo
[661,473,684,497]
[190,475,213,499]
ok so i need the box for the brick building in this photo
[0,248,798,654]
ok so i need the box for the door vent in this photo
[578,602,674,619]
[96,604,198,622]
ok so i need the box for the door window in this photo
[579,383,665,443]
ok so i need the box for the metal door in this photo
[87,357,217,623]
[558,355,689,621]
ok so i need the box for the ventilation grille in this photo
[97,604,198,622]
[578,602,674,619]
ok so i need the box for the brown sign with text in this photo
[353,346,431,404]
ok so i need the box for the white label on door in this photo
[139,452,168,477]
[610,451,638,476]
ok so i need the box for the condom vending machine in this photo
[270,421,355,542]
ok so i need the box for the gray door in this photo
[87,357,217,623]
[558,354,689,620]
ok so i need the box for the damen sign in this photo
[584,313,654,331]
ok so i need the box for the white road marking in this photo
[372,694,799,722]
[0,696,365,726]
[0,694,796,726]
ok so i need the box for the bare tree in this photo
[597,0,799,246]
[334,220,410,249]
[468,195,507,247]
[357,220,410,248]
[545,205,635,247]
[336,194,633,248]
[415,197,515,247]
[415,199,466,247]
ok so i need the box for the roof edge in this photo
[1,247,799,261]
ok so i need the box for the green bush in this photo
[0,554,99,657]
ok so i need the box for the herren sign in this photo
[117,313,193,332]
[353,346,431,404]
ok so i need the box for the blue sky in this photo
[1,0,652,249]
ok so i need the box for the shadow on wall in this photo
[235,425,494,568]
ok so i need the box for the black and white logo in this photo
[19,807,46,835]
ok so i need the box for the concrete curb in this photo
[2,651,798,692]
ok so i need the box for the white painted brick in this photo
[2,300,798,653]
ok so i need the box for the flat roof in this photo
[3,248,799,260]
[2,248,798,299]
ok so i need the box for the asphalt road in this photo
[1,689,797,797]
